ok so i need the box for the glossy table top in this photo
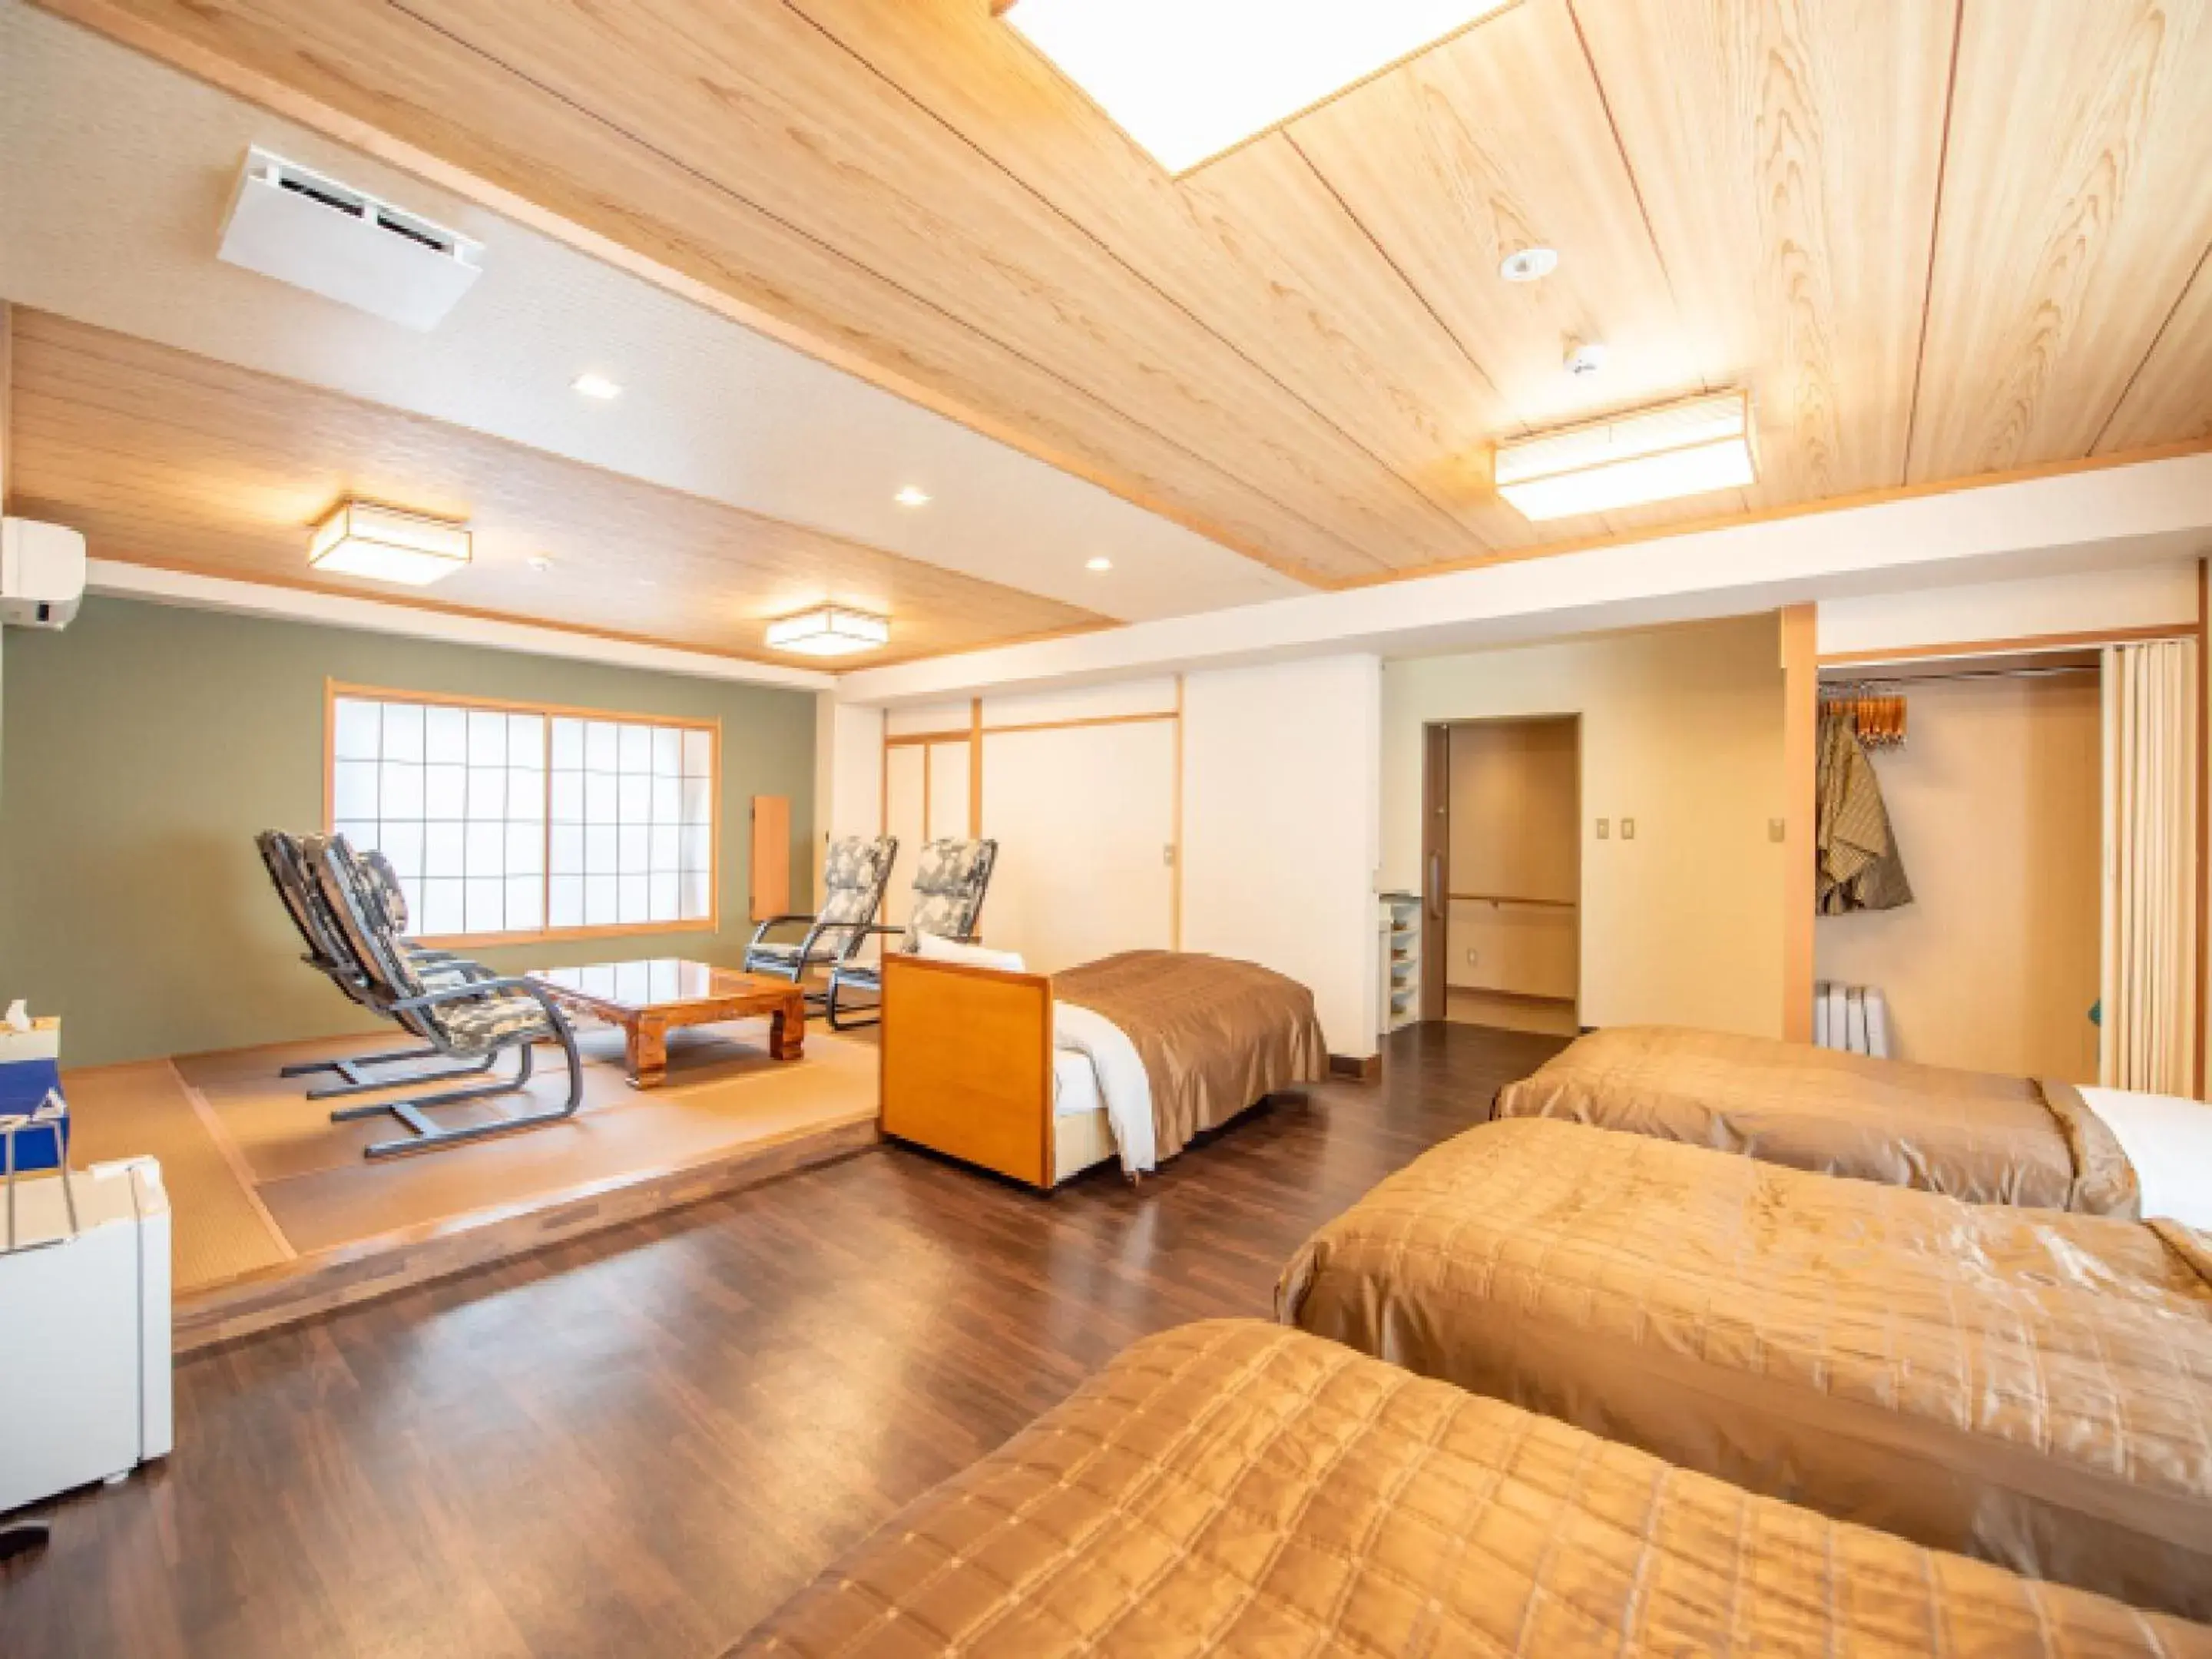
[526,958,793,1012]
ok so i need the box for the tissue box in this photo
[0,1017,68,1174]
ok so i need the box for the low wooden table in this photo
[525,959,806,1088]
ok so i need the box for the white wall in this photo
[1183,654,1382,1058]
[1818,564,2198,659]
[1382,619,1787,1037]
[814,695,883,901]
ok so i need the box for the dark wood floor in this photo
[1,1022,1565,1658]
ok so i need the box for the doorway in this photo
[1421,716,1581,1036]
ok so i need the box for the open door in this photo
[1420,723,1450,1022]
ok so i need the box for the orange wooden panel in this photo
[880,955,1051,1190]
[750,795,791,922]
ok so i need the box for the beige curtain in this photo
[2100,638,2199,1092]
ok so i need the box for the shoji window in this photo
[327,686,717,942]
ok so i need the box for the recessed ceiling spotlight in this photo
[1499,247,1558,283]
[894,485,932,508]
[527,555,553,572]
[1086,556,1114,571]
[571,373,621,399]
[1565,340,1608,377]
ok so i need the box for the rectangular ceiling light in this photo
[765,606,891,657]
[1494,391,1759,522]
[996,0,1512,175]
[308,502,472,585]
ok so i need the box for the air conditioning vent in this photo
[218,147,485,331]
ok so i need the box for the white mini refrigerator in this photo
[0,1158,173,1514]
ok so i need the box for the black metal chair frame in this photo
[822,922,983,1031]
[307,836,587,1160]
[254,831,496,1101]
[743,836,898,1009]
[823,841,998,1031]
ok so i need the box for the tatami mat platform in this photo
[63,1018,879,1350]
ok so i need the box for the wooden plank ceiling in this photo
[5,310,1106,667]
[30,0,2212,594]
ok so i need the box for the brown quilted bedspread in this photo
[733,1321,2208,1657]
[1278,1118,2212,1619]
[1055,951,1327,1162]
[1495,1024,2140,1214]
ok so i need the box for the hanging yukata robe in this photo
[1816,712,1913,914]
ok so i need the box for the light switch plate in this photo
[1594,818,1609,839]
[1770,818,1786,843]
[1621,817,1637,840]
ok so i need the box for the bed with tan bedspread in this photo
[1277,1117,2212,1620]
[1055,950,1328,1166]
[1495,1024,2141,1213]
[733,1320,2207,1657]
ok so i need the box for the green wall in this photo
[0,598,817,1067]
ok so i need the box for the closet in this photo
[1813,655,2103,1081]
[1421,717,1581,1035]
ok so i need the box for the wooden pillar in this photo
[1780,604,1818,1042]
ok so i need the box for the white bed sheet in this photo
[1052,1049,1103,1118]
[2081,1085,2212,1230]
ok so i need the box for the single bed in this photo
[1277,1117,2212,1620]
[879,949,1327,1189]
[731,1320,2207,1657]
[1492,1024,2188,1217]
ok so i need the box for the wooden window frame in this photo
[323,678,721,950]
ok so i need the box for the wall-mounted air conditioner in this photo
[217,147,485,331]
[1,518,88,631]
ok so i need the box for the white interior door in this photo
[980,720,1175,972]
[926,739,972,842]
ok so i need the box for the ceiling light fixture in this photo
[893,485,932,508]
[571,373,621,399]
[1499,247,1558,283]
[308,501,472,586]
[1493,390,1757,522]
[1086,556,1114,571]
[764,605,891,657]
[527,555,553,572]
[997,0,1512,176]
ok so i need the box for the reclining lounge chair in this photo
[254,830,495,1099]
[825,837,998,1031]
[306,834,586,1159]
[743,833,897,1003]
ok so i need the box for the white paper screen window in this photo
[546,717,714,930]
[330,694,714,939]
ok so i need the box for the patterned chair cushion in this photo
[428,991,553,1055]
[359,849,412,932]
[823,834,894,896]
[901,838,998,952]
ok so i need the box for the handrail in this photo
[1447,892,1578,909]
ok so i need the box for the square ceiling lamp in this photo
[1493,391,1760,521]
[309,501,472,585]
[765,605,891,657]
[995,0,1512,175]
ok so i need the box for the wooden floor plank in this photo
[0,1022,1564,1658]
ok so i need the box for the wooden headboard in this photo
[879,953,1055,1188]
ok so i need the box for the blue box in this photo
[0,1018,68,1174]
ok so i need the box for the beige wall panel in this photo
[1446,718,1579,903]
[1815,673,2102,1082]
[882,743,926,929]
[1445,901,1579,1002]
